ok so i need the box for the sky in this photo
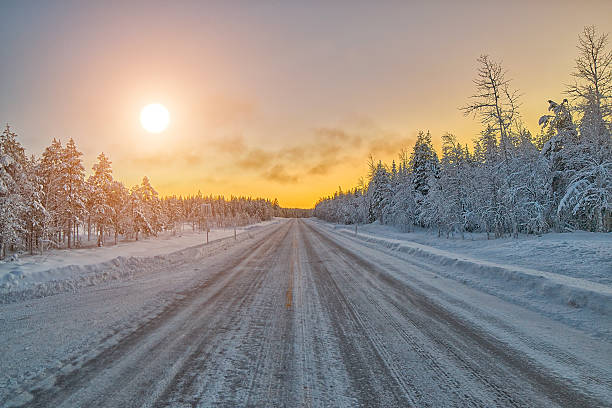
[1,1,611,208]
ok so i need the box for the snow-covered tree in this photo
[561,26,612,231]
[0,125,295,257]
[367,159,392,224]
[506,127,551,234]
[59,138,86,248]
[39,138,64,247]
[21,154,48,254]
[409,131,439,198]
[462,55,520,167]
[108,180,129,244]
[567,26,612,130]
[87,153,114,246]
[423,133,471,236]
[558,155,610,231]
[313,27,610,235]
[0,125,27,258]
[129,176,162,240]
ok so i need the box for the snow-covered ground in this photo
[0,219,282,303]
[0,219,609,407]
[313,219,612,339]
[323,222,612,284]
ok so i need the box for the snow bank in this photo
[0,220,281,304]
[322,223,612,318]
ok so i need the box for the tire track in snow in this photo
[8,222,292,407]
[305,224,513,406]
[304,221,607,407]
[157,220,297,407]
[301,222,416,407]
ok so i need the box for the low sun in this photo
[140,103,170,133]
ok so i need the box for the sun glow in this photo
[140,103,170,133]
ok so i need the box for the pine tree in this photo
[433,133,470,236]
[0,125,27,258]
[39,138,63,247]
[59,138,86,248]
[367,160,391,224]
[108,180,129,244]
[506,127,550,234]
[409,131,439,198]
[88,152,114,246]
[129,176,162,240]
[22,155,47,254]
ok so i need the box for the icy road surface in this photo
[1,219,611,407]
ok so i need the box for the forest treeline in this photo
[0,130,309,259]
[314,26,611,236]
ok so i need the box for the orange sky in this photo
[1,1,611,208]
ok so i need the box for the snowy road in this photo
[1,219,611,407]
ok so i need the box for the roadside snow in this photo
[321,222,611,284]
[312,219,612,337]
[0,220,281,303]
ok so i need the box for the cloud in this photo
[229,124,413,180]
[237,148,275,169]
[314,143,342,160]
[367,133,414,157]
[278,146,306,162]
[308,160,337,175]
[264,164,299,184]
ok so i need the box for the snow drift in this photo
[0,221,279,304]
[333,228,612,318]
